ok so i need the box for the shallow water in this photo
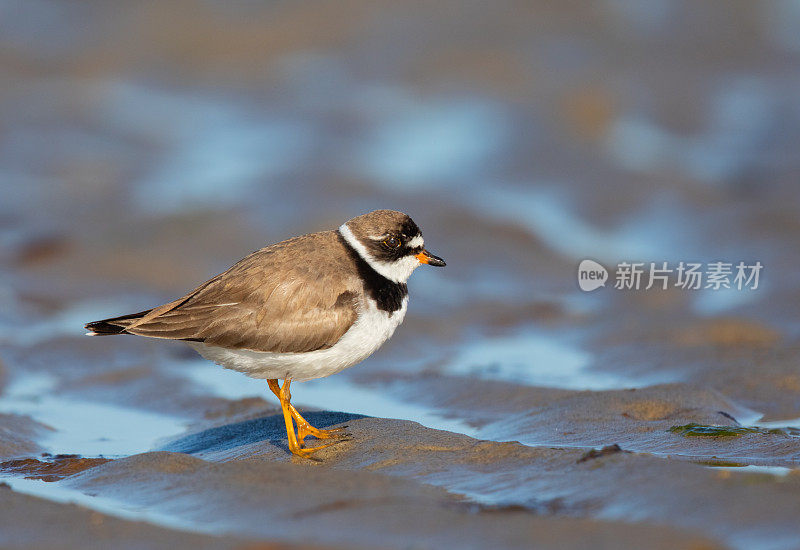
[0,373,187,457]
[442,329,677,390]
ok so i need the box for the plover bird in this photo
[85,210,445,458]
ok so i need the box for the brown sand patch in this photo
[622,400,679,421]
[463,441,535,464]
[0,455,112,482]
[412,444,465,453]
[14,235,72,267]
[675,318,780,347]
[775,375,800,392]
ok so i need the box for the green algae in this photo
[693,460,747,468]
[668,423,800,438]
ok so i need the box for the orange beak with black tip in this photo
[416,250,446,267]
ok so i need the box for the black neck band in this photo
[337,231,408,313]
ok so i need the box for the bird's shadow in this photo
[158,411,366,456]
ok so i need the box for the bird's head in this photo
[339,209,446,283]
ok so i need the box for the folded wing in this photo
[86,237,360,353]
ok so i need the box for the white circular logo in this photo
[577,259,608,291]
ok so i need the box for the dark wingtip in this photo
[84,308,153,336]
[84,320,126,335]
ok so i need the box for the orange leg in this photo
[270,378,339,459]
[267,379,349,442]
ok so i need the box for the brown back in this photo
[113,231,360,353]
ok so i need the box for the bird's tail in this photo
[84,309,153,336]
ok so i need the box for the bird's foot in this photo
[287,438,339,459]
[272,377,351,459]
[296,421,351,442]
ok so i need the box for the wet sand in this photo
[3,1,800,549]
[2,417,727,550]
[0,485,329,550]
[0,370,797,549]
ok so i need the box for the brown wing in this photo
[92,231,360,353]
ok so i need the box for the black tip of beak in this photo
[427,252,446,267]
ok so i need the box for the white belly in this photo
[188,297,408,382]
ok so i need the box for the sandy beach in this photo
[2,2,800,549]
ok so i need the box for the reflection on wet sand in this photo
[3,1,800,549]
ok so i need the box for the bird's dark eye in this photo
[382,236,401,249]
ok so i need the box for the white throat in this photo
[339,222,420,283]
